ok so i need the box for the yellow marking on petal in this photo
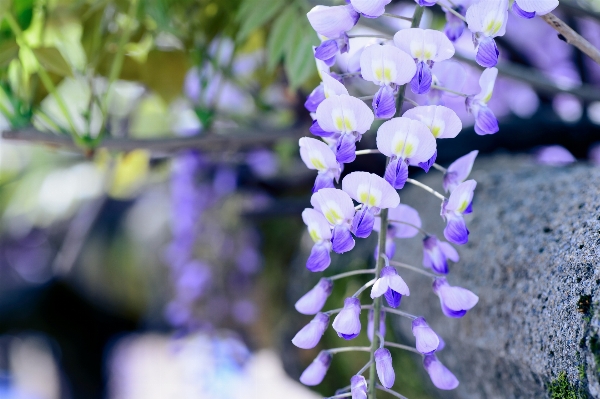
[374,67,384,82]
[484,19,502,36]
[335,116,345,131]
[359,191,369,204]
[324,208,341,225]
[310,156,326,170]
[457,199,469,213]
[384,67,393,83]
[309,227,321,243]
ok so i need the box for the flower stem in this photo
[541,12,600,66]
[389,260,440,278]
[384,341,422,355]
[382,307,418,320]
[439,3,467,22]
[328,346,371,354]
[329,269,376,281]
[376,385,409,399]
[357,360,373,375]
[405,178,446,201]
[367,7,424,399]
[431,84,468,97]
[382,13,413,22]
[355,149,381,156]
[432,163,447,173]
[352,279,376,298]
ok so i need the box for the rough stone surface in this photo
[392,154,600,399]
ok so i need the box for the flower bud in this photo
[295,278,333,315]
[292,313,330,349]
[411,317,440,354]
[300,351,332,386]
[375,348,395,388]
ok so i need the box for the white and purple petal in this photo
[295,278,334,315]
[512,1,536,19]
[311,188,356,225]
[307,5,360,39]
[367,309,386,342]
[360,44,416,86]
[402,105,462,139]
[443,150,478,192]
[423,354,459,390]
[475,36,499,68]
[515,0,558,15]
[322,72,349,98]
[465,0,509,38]
[332,297,362,340]
[393,28,455,62]
[351,375,368,399]
[445,179,476,214]
[302,208,333,242]
[292,312,330,349]
[411,61,433,94]
[307,242,332,272]
[384,157,409,189]
[299,137,339,172]
[372,85,397,119]
[412,317,440,354]
[316,94,375,135]
[376,117,437,164]
[375,348,395,388]
[433,278,479,318]
[350,0,391,18]
[342,171,400,209]
[332,224,355,253]
[351,206,376,238]
[300,351,333,386]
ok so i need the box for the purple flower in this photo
[513,0,558,16]
[466,68,499,135]
[307,5,359,39]
[300,351,333,386]
[372,85,397,119]
[342,172,400,237]
[394,28,455,94]
[466,0,508,68]
[351,375,368,399]
[443,150,478,192]
[433,277,479,318]
[416,0,437,6]
[306,72,349,112]
[305,84,326,112]
[377,117,437,187]
[315,95,374,164]
[175,261,211,302]
[246,149,278,178]
[302,208,333,272]
[295,278,334,315]
[535,145,576,166]
[423,354,459,390]
[512,1,535,19]
[350,0,392,18]
[412,317,440,354]
[371,266,410,308]
[375,348,395,388]
[332,297,362,339]
[367,309,386,342]
[402,105,462,139]
[299,137,341,192]
[441,179,476,245]
[311,188,356,253]
[444,5,466,41]
[292,313,330,349]
[422,235,459,274]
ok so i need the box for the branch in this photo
[541,12,600,66]
[1,125,308,154]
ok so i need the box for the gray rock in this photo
[392,154,600,399]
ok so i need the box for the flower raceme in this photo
[466,0,509,67]
[393,28,455,94]
[376,117,437,188]
[359,44,416,118]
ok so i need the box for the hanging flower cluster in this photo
[291,0,555,395]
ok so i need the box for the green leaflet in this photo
[0,39,18,68]
[266,6,298,72]
[236,0,285,42]
[285,19,318,89]
[32,47,73,77]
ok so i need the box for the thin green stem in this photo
[439,2,466,22]
[367,7,424,399]
[4,13,79,137]
[431,84,468,97]
[324,304,372,316]
[329,269,376,281]
[376,385,409,399]
[325,394,352,399]
[382,307,418,321]
[432,163,447,173]
[405,178,446,201]
[357,360,373,375]
[352,279,376,298]
[389,260,440,278]
[384,341,422,355]
[405,97,419,107]
[328,346,371,354]
[382,13,413,22]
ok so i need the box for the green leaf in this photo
[0,39,18,68]
[266,6,298,71]
[285,22,318,89]
[32,47,73,77]
[237,0,285,42]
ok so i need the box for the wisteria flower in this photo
[443,4,467,41]
[305,72,349,112]
[441,179,476,245]
[295,278,334,315]
[311,188,356,253]
[350,0,391,18]
[375,348,395,388]
[302,208,333,272]
[367,309,386,342]
[315,94,375,164]
[300,350,333,386]
[299,137,341,192]
[466,67,499,135]
[512,0,558,19]
[360,44,416,118]
[376,117,437,188]
[371,266,410,308]
[374,204,422,258]
[402,105,462,139]
[433,277,479,318]
[412,317,440,354]
[443,150,478,192]
[332,297,362,339]
[393,28,455,94]
[350,375,368,399]
[423,235,459,274]
[535,145,576,166]
[423,354,459,390]
[466,0,509,67]
[307,5,360,65]
[292,313,330,349]
[342,172,400,237]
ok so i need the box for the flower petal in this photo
[302,208,333,241]
[446,179,476,213]
[295,278,334,315]
[322,72,349,98]
[466,0,509,38]
[443,150,478,192]
[403,105,462,139]
[444,213,469,245]
[423,354,459,390]
[300,351,332,386]
[515,0,558,15]
[342,171,400,209]
[376,117,437,164]
[311,187,356,224]
[292,313,330,349]
[388,204,422,238]
[300,137,339,172]
[360,44,416,86]
[372,85,397,119]
[393,28,455,62]
[332,224,355,253]
[475,36,499,68]
[307,5,360,39]
[316,94,375,135]
[307,242,332,272]
[350,0,391,18]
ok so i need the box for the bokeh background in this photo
[1,0,600,398]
